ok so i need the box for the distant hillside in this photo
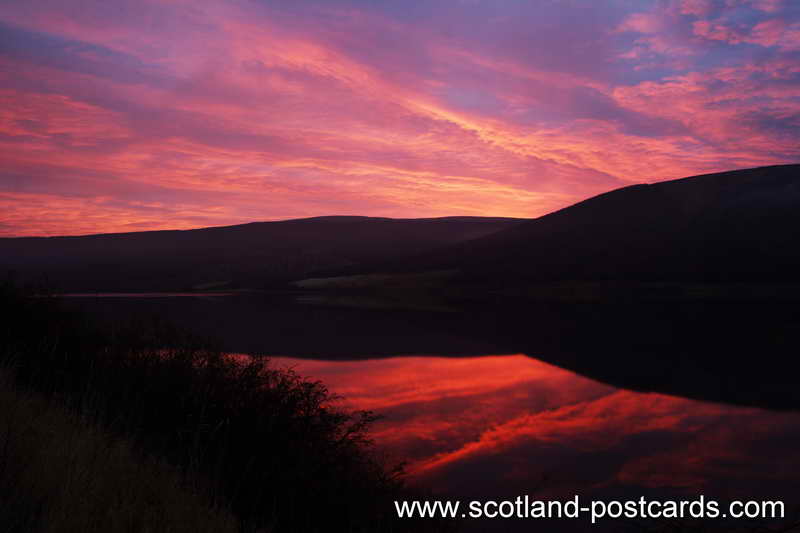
[6,165,798,292]
[0,216,523,291]
[322,164,800,285]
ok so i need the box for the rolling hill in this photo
[5,164,799,292]
[0,216,523,291]
[310,164,800,286]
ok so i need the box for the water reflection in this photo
[66,294,800,529]
[67,294,800,410]
[274,355,800,525]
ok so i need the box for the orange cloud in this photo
[0,0,797,236]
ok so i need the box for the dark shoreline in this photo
[1,283,451,533]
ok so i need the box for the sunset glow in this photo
[275,355,800,501]
[1,0,799,236]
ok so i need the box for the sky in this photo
[1,0,799,236]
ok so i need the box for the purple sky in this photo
[1,0,798,235]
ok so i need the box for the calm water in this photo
[273,355,800,508]
[67,293,800,529]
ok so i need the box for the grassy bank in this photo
[0,282,445,532]
[0,372,239,533]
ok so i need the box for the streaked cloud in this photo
[1,0,798,235]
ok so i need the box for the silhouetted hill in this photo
[326,165,800,285]
[0,216,523,291]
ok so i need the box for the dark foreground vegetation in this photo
[0,281,448,532]
[0,372,240,533]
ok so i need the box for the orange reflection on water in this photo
[272,354,800,501]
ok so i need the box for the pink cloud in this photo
[692,19,742,42]
[752,0,783,13]
[679,0,715,17]
[0,0,797,236]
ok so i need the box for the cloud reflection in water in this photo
[272,354,800,506]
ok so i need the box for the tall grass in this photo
[0,282,447,532]
[0,372,239,533]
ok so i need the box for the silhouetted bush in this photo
[0,281,448,532]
